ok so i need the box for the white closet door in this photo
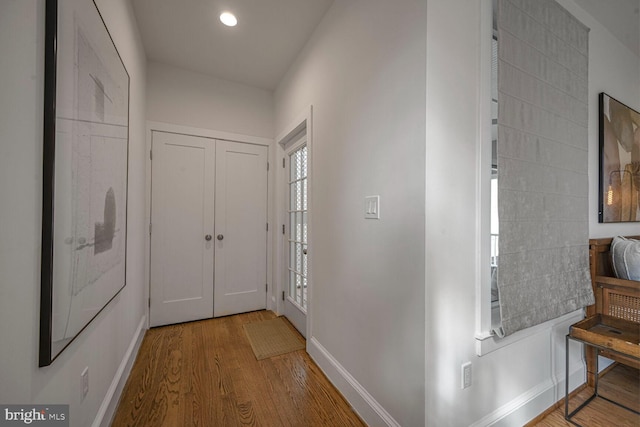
[149,131,215,327]
[214,141,268,317]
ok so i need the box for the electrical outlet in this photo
[461,362,472,389]
[81,367,89,401]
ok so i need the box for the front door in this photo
[284,142,308,336]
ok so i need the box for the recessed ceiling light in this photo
[220,12,237,27]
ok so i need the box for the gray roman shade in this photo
[495,0,594,337]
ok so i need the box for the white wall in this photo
[425,0,640,426]
[555,0,640,239]
[275,1,426,425]
[147,61,274,138]
[0,1,147,426]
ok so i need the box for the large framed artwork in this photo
[598,93,640,223]
[40,0,130,366]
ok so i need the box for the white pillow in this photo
[611,236,640,281]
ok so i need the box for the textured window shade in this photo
[495,0,594,337]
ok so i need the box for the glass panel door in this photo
[288,145,307,310]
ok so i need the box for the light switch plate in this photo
[365,195,380,219]
[461,362,472,389]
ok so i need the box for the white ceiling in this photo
[574,0,640,57]
[131,0,639,92]
[131,0,334,91]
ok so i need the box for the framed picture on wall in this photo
[40,0,130,366]
[598,93,640,223]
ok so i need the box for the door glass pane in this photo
[302,245,307,276]
[295,243,302,273]
[302,212,308,242]
[303,178,307,210]
[296,212,303,241]
[289,241,295,274]
[296,273,302,303]
[301,147,307,177]
[302,276,307,306]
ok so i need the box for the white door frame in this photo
[275,106,313,341]
[144,121,274,329]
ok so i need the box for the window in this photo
[490,33,500,331]
[478,0,592,353]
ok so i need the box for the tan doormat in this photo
[243,317,305,360]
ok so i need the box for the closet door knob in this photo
[217,234,224,241]
[205,235,212,241]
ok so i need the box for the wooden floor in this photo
[113,310,639,427]
[532,364,640,427]
[111,310,365,427]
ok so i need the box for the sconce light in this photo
[606,169,632,206]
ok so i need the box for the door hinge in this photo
[148,298,151,308]
[267,162,270,171]
[150,150,152,160]
[282,224,285,235]
[282,291,285,301]
[265,284,268,292]
[282,158,285,168]
[266,223,269,231]
[149,223,152,235]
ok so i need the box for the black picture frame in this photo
[598,93,640,223]
[40,0,130,367]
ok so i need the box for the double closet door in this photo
[149,131,268,327]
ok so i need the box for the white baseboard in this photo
[308,337,400,427]
[93,316,147,427]
[469,365,585,427]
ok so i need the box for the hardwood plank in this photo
[112,311,365,427]
[530,364,640,427]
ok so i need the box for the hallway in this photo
[112,311,365,426]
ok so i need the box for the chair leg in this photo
[585,346,597,387]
